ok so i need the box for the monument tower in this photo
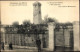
[33,2,42,24]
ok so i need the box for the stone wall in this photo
[1,21,80,51]
[5,34,36,47]
[73,21,80,51]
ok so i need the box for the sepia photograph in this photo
[0,0,80,52]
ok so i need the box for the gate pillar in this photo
[73,21,80,51]
[48,22,55,51]
[1,26,6,49]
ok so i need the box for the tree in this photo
[47,17,57,22]
[65,22,72,26]
[12,21,19,27]
[23,20,31,25]
[43,15,48,24]
[44,17,58,24]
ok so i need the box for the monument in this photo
[33,2,42,24]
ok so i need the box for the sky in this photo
[1,0,79,25]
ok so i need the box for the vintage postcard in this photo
[0,0,80,52]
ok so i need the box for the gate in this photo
[54,28,74,51]
[54,28,64,51]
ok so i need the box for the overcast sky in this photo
[1,0,79,25]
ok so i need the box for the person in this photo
[9,42,13,50]
[36,37,41,52]
[2,42,4,50]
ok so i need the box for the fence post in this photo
[73,21,80,51]
[1,26,6,50]
[48,22,55,51]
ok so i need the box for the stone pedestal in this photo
[48,22,55,51]
[1,27,7,50]
[73,21,80,51]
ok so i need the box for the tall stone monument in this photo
[33,2,42,24]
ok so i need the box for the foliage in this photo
[23,20,31,25]
[12,21,19,27]
[44,16,58,24]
